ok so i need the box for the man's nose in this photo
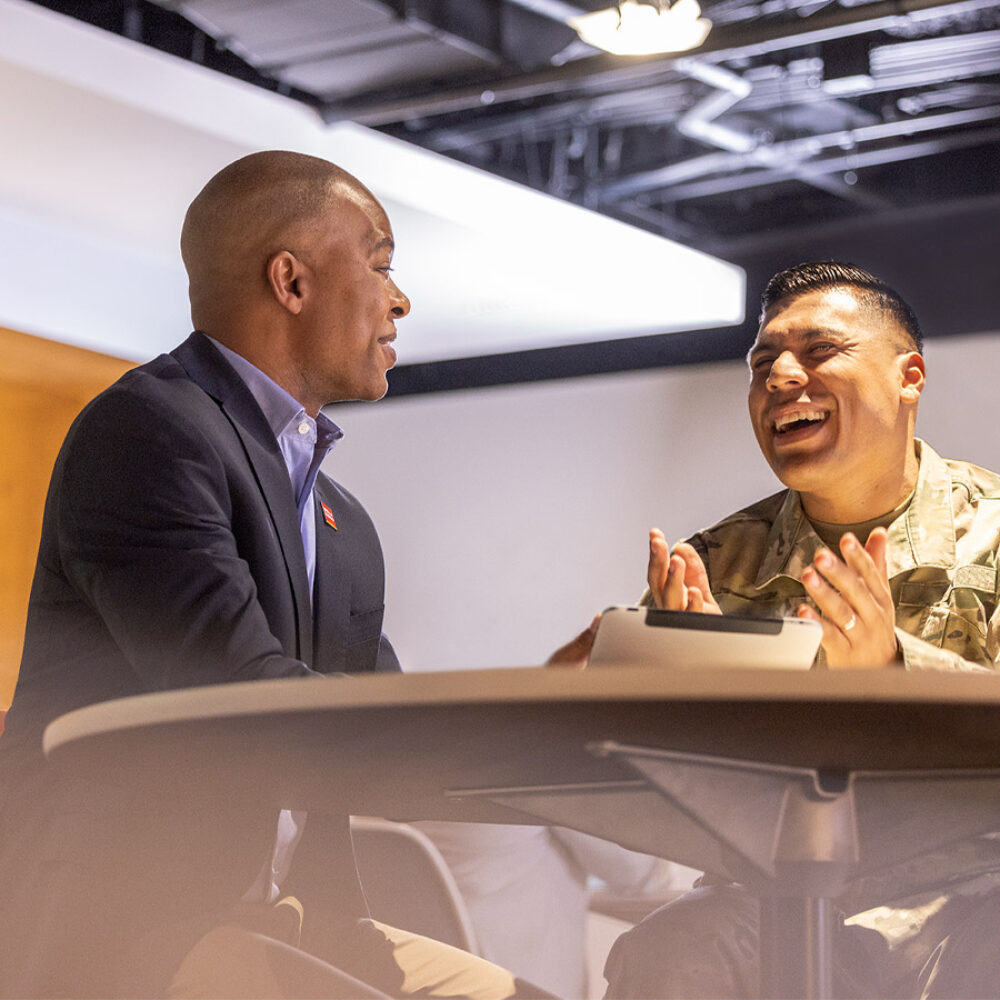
[766,351,806,391]
[390,278,410,319]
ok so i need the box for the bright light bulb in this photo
[570,0,712,56]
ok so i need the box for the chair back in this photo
[350,817,480,954]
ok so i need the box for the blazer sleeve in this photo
[46,380,318,692]
[376,634,401,672]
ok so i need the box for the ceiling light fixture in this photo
[570,0,712,56]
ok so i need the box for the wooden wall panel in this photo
[0,327,133,707]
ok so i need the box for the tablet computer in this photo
[588,606,822,671]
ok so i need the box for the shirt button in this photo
[297,421,310,435]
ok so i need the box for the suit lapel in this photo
[172,333,314,665]
[312,479,349,672]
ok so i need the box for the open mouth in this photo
[771,409,829,436]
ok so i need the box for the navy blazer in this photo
[0,332,399,997]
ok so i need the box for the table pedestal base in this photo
[760,895,834,999]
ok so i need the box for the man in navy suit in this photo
[0,151,539,999]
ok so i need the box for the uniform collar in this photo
[889,440,957,575]
[754,439,955,588]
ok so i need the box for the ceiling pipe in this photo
[600,102,1000,200]
[673,57,755,154]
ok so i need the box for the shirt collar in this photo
[207,336,343,446]
[754,439,955,588]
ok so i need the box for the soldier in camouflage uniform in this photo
[661,437,1000,673]
[600,262,1000,998]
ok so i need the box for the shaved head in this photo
[180,150,377,331]
[179,150,409,411]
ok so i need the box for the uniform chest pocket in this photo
[898,565,995,661]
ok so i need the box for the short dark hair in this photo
[760,261,923,353]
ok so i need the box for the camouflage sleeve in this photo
[896,628,998,674]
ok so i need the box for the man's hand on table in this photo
[647,529,722,615]
[797,527,902,668]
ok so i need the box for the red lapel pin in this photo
[320,501,338,530]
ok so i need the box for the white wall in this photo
[326,330,1000,673]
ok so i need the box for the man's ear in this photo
[899,350,925,404]
[267,251,305,315]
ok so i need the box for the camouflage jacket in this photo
[682,439,1000,672]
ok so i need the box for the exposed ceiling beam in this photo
[320,0,999,123]
[383,0,578,69]
[415,83,692,151]
[393,0,505,65]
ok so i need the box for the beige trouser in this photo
[167,908,551,1000]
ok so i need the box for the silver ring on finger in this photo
[842,613,857,632]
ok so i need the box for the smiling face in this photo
[747,286,924,522]
[289,184,410,408]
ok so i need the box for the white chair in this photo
[350,817,480,955]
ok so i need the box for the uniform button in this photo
[297,421,310,435]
